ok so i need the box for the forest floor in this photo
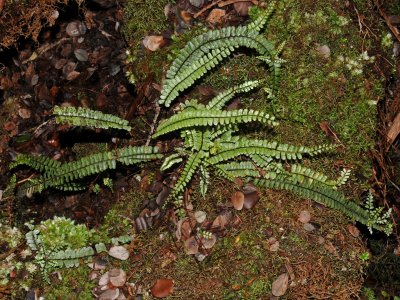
[0,0,400,299]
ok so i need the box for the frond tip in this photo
[53,106,132,131]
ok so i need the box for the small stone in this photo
[108,246,129,260]
[298,210,311,223]
[303,223,316,232]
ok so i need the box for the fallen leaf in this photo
[233,2,253,16]
[303,222,316,232]
[231,191,244,210]
[271,273,289,297]
[206,9,226,24]
[18,108,31,119]
[298,210,311,223]
[319,121,341,144]
[66,71,81,81]
[184,236,199,255]
[4,121,16,132]
[151,279,174,298]
[212,211,232,229]
[243,184,260,209]
[194,211,207,223]
[347,224,360,238]
[200,234,217,249]
[108,246,129,260]
[143,35,166,51]
[268,237,279,252]
[108,268,126,287]
[74,49,89,62]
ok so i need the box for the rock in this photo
[271,273,289,296]
[298,210,311,223]
[108,246,129,260]
[109,268,126,287]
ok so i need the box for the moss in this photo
[43,267,95,300]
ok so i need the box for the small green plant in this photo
[24,216,132,282]
[153,1,392,234]
[359,251,370,262]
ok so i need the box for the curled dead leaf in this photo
[347,224,360,238]
[143,35,166,51]
[184,236,199,255]
[206,9,225,24]
[151,279,174,298]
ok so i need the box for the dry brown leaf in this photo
[347,224,360,238]
[212,211,232,229]
[298,210,311,223]
[143,35,166,51]
[231,191,244,210]
[319,121,341,144]
[18,108,31,119]
[387,112,400,145]
[108,268,126,287]
[243,183,259,209]
[206,8,226,24]
[233,2,253,16]
[151,278,174,298]
[271,273,289,297]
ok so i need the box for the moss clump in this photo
[38,216,93,250]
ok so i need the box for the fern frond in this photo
[170,151,205,198]
[53,106,131,131]
[208,140,335,164]
[335,168,351,187]
[215,161,260,178]
[289,164,336,187]
[254,177,379,230]
[206,80,261,110]
[161,153,183,171]
[17,146,161,195]
[246,0,277,32]
[153,109,277,138]
[9,154,62,174]
[47,246,95,269]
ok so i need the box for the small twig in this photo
[22,37,69,64]
[194,0,223,19]
[374,0,400,43]
[146,101,160,146]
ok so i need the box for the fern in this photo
[153,109,277,138]
[254,176,390,233]
[208,140,335,165]
[53,106,131,131]
[15,146,161,196]
[159,1,280,107]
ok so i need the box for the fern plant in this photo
[154,4,392,234]
[10,106,161,196]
